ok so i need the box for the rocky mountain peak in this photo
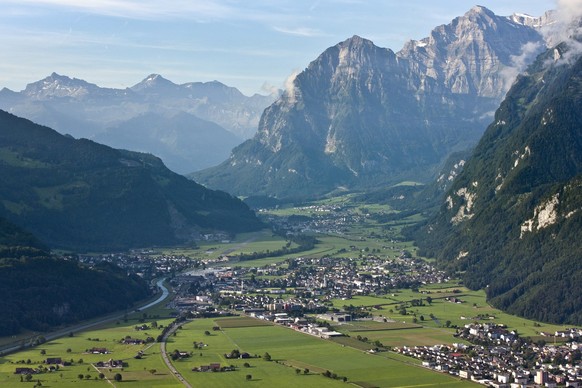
[398,5,547,97]
[23,72,97,99]
[509,10,556,28]
[130,73,177,93]
[302,34,396,88]
[339,35,373,49]
[195,6,552,199]
[335,35,392,68]
[466,5,496,19]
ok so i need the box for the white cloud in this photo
[499,40,545,91]
[540,0,582,65]
[557,0,582,19]
[283,69,300,103]
[273,26,327,37]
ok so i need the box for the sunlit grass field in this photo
[168,317,477,388]
[0,307,180,387]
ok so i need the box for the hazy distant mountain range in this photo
[194,6,555,200]
[0,110,262,251]
[0,73,276,174]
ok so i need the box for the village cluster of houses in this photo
[258,203,361,236]
[397,323,582,387]
[247,256,448,299]
[78,252,195,281]
[167,255,449,320]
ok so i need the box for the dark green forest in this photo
[0,217,151,336]
[0,110,262,251]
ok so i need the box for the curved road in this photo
[0,278,170,356]
[160,322,192,388]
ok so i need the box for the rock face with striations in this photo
[194,6,552,199]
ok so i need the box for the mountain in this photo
[0,73,276,172]
[0,217,151,336]
[93,111,242,174]
[194,6,551,200]
[412,40,582,324]
[0,110,262,251]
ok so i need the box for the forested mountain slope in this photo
[413,42,582,324]
[0,110,262,251]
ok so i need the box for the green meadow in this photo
[157,194,423,268]
[327,286,569,342]
[0,308,180,387]
[167,316,477,388]
[161,229,290,261]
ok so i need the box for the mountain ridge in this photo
[0,110,262,251]
[411,39,582,324]
[194,6,552,200]
[0,73,276,173]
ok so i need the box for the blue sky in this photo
[0,1,556,96]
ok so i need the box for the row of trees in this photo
[236,235,318,262]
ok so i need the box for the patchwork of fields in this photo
[168,317,477,388]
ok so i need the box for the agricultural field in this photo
[168,316,477,388]
[0,307,180,387]
[161,229,291,261]
[157,193,423,268]
[0,194,571,387]
[327,287,569,342]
